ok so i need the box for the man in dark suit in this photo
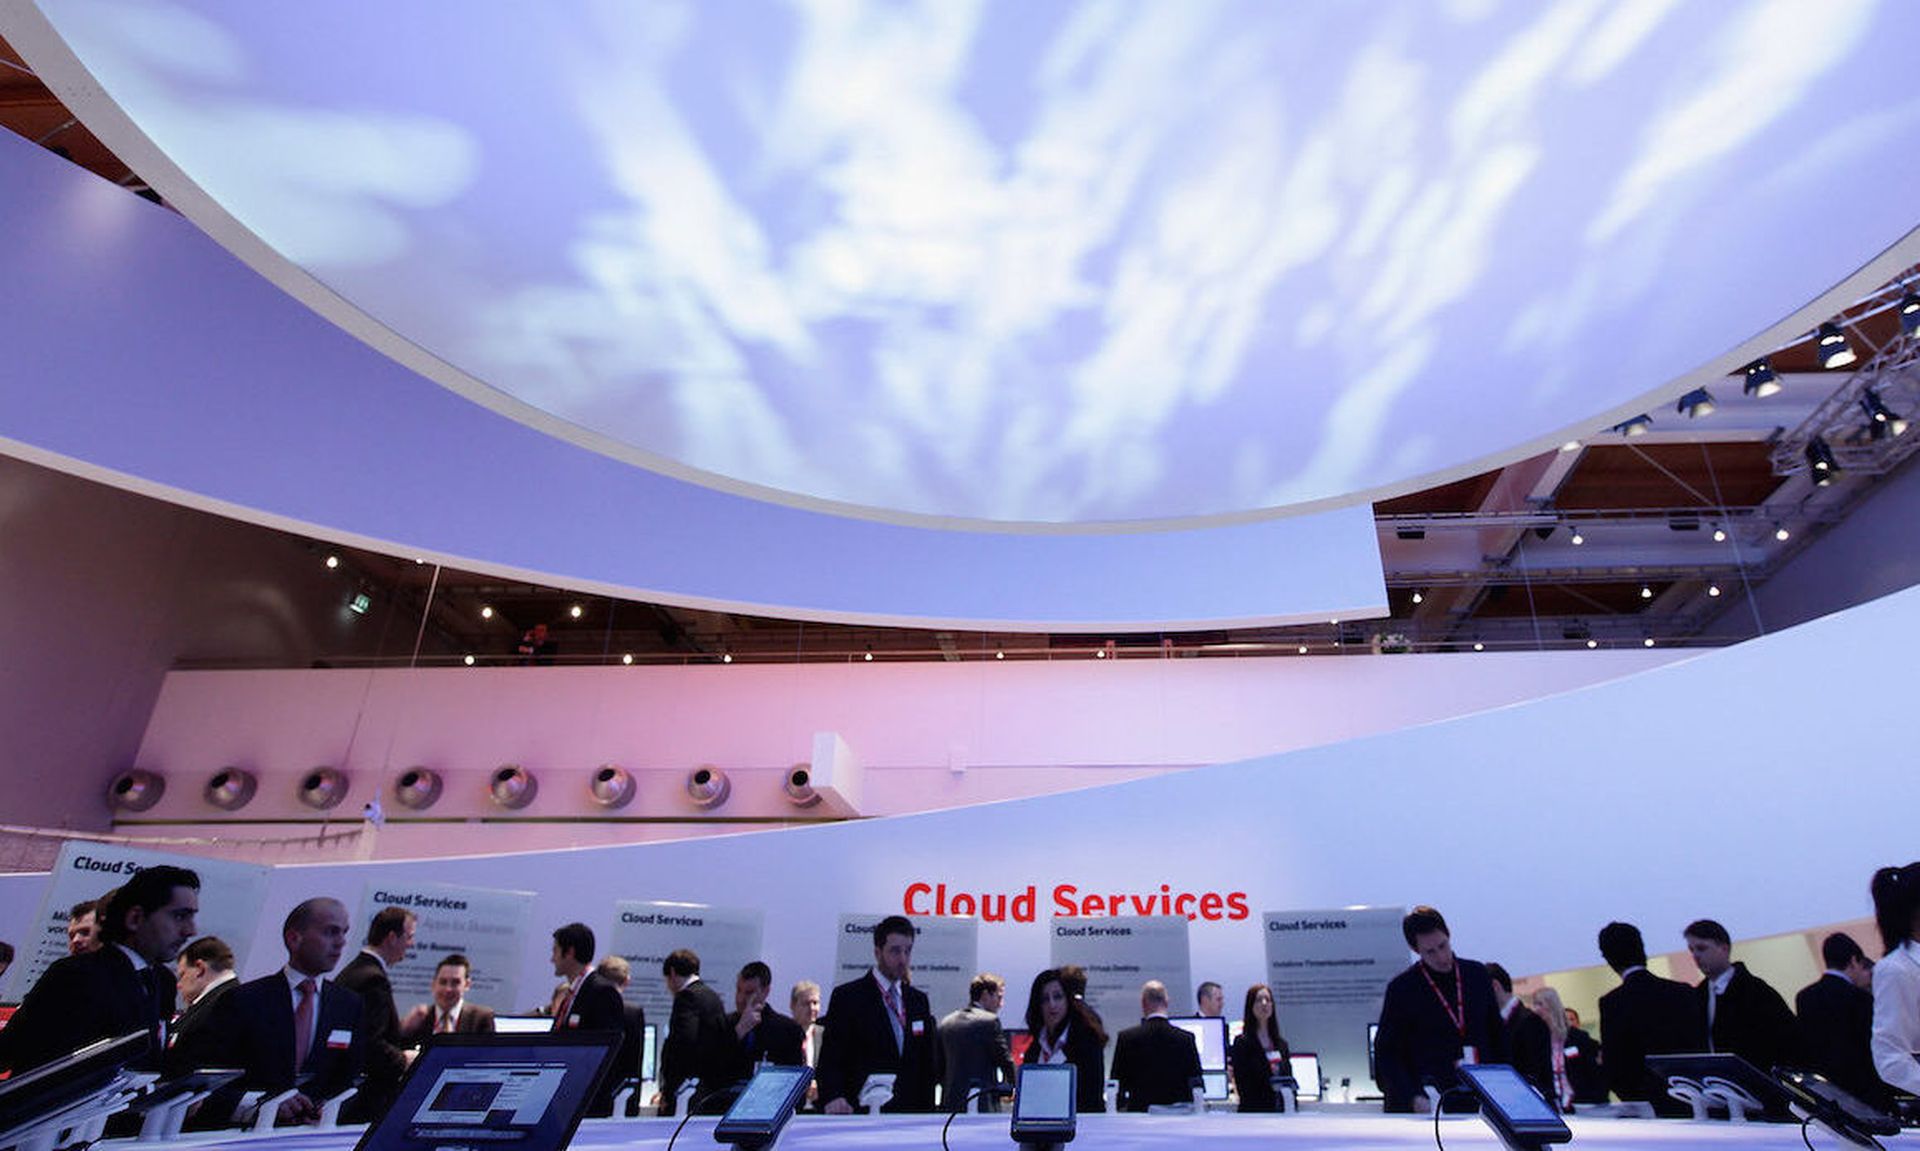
[937,972,1015,1112]
[198,897,366,1128]
[725,961,806,1089]
[1795,933,1883,1106]
[588,957,649,1114]
[1685,919,1796,1072]
[335,906,416,1123]
[400,953,497,1041]
[1596,921,1704,1112]
[1374,906,1504,1113]
[658,948,732,1116]
[818,914,942,1113]
[1487,964,1556,1107]
[548,922,626,1116]
[168,935,238,1069]
[1110,980,1204,1112]
[0,865,200,1075]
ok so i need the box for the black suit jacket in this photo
[0,946,175,1074]
[1702,962,1796,1073]
[1110,1016,1203,1111]
[659,978,732,1116]
[199,971,365,1126]
[1503,1003,1557,1107]
[1563,1026,1606,1104]
[168,974,238,1073]
[553,971,627,1116]
[1598,968,1704,1108]
[816,971,942,1112]
[398,1001,498,1044]
[334,953,407,1123]
[1796,974,1883,1106]
[1374,958,1503,1112]
[1227,1030,1291,1112]
[725,1005,806,1085]
[1019,1021,1107,1113]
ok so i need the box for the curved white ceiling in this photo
[18,0,1920,526]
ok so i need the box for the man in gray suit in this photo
[938,973,1015,1112]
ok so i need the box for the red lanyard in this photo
[1419,964,1466,1038]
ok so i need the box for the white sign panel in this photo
[358,881,535,1016]
[833,914,978,1021]
[1263,906,1408,1095]
[1049,915,1192,1042]
[609,901,765,1025]
[2,842,269,1001]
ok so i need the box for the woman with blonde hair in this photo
[1527,987,1575,1111]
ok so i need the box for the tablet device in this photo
[712,1065,810,1149]
[351,1031,618,1151]
[1011,1062,1076,1145]
[1457,1064,1571,1150]
[1775,1069,1902,1146]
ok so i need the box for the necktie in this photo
[437,1010,454,1034]
[553,983,578,1031]
[883,982,905,1053]
[293,979,317,1074]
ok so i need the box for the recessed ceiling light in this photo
[1570,529,1585,546]
[1708,585,1722,597]
[995,648,1005,660]
[864,648,874,662]
[569,604,584,619]
[1640,586,1653,599]
[621,653,633,665]
[1094,648,1106,659]
[480,605,494,619]
[1712,528,1726,542]
[721,652,733,664]
[1586,639,1598,649]
[1644,638,1655,647]
[462,654,476,666]
[1410,590,1424,604]
[1472,642,1484,652]
[1775,526,1791,542]
[324,554,339,569]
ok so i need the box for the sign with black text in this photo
[1048,915,1191,1044]
[833,913,977,1021]
[358,881,535,1015]
[1263,906,1408,1096]
[610,900,765,1026]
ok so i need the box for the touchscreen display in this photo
[1014,1065,1073,1121]
[1463,1065,1559,1124]
[726,1067,807,1124]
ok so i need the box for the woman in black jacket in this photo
[1020,968,1109,1112]
[1227,984,1292,1111]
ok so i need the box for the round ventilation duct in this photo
[686,765,730,809]
[392,767,443,810]
[489,764,538,809]
[106,769,165,813]
[587,764,635,810]
[204,768,257,811]
[297,767,350,810]
[782,765,821,808]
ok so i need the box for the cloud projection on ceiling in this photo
[31,0,1920,525]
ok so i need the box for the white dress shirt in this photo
[1872,940,1920,1095]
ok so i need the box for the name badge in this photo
[1459,1045,1478,1065]
[910,1019,925,1036]
[1565,1046,1580,1058]
[568,1014,581,1028]
[326,1028,352,1050]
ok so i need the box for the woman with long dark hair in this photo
[1020,967,1108,1112]
[1227,984,1291,1111]
[1871,862,1920,1096]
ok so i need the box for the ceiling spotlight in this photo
[106,769,165,813]
[1297,645,1308,654]
[1817,321,1857,369]
[1902,292,1920,337]
[1610,414,1653,437]
[686,765,730,808]
[1094,648,1106,659]
[1586,638,1598,649]
[348,591,372,615]
[1410,590,1424,604]
[1640,586,1653,599]
[720,651,733,664]
[1676,388,1716,418]
[480,605,494,619]
[1644,638,1655,648]
[489,765,538,809]
[1712,527,1727,542]
[569,604,584,619]
[622,653,634,665]
[1472,642,1485,652]
[1775,525,1791,542]
[204,768,257,811]
[1708,584,1722,597]
[587,765,635,810]
[393,767,443,810]
[1742,358,1782,398]
[324,554,340,570]
[863,647,874,662]
[1569,528,1585,545]
[1559,439,1582,453]
[462,654,476,666]
[297,767,349,810]
[782,766,821,808]
[1805,435,1839,485]
[994,647,1005,660]
[1860,388,1909,436]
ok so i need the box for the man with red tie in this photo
[547,922,625,1116]
[401,954,497,1040]
[195,897,366,1127]
[817,915,943,1113]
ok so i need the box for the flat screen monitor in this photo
[352,1032,619,1151]
[491,1017,553,1035]
[1167,1016,1229,1101]
[1288,1053,1322,1101]
[0,1030,148,1135]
